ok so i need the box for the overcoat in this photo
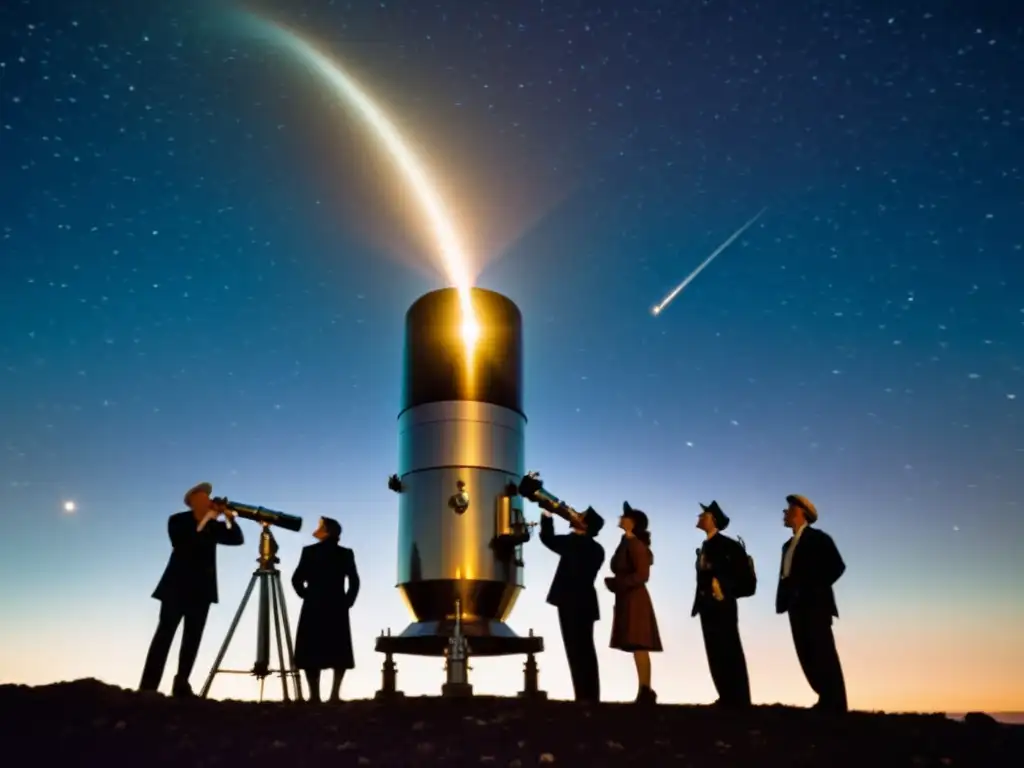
[607,535,662,652]
[292,540,360,670]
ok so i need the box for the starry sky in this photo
[1,0,1022,715]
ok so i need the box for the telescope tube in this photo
[224,500,303,533]
[395,287,527,627]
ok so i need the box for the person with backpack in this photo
[692,500,754,709]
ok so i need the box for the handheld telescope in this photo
[212,498,303,533]
[517,472,584,527]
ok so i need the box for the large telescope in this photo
[212,498,303,533]
[518,472,585,527]
[375,287,544,698]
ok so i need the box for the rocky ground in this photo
[0,679,1021,766]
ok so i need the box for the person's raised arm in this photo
[538,513,567,554]
[214,517,244,546]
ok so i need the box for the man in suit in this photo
[139,481,244,697]
[776,494,848,713]
[692,500,752,708]
[539,505,606,702]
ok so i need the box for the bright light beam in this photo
[651,207,768,317]
[238,11,479,342]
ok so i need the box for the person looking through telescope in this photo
[605,502,662,705]
[538,503,605,703]
[139,482,244,698]
[291,516,360,703]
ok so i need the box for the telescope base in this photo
[375,619,543,657]
[374,623,545,699]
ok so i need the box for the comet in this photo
[651,207,768,317]
[236,10,480,345]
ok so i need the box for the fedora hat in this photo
[184,481,213,506]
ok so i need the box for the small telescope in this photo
[212,498,303,533]
[517,472,584,527]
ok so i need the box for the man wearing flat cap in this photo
[776,494,848,712]
[692,501,753,708]
[539,504,606,702]
[139,482,244,697]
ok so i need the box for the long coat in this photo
[606,535,662,652]
[152,511,244,607]
[291,540,360,670]
[775,526,845,618]
[538,515,605,621]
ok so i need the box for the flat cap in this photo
[786,494,818,523]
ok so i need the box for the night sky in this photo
[2,0,1021,714]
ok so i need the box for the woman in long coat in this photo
[605,501,662,704]
[291,516,360,702]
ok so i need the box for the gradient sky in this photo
[1,0,1022,714]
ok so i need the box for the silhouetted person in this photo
[692,501,752,708]
[605,502,662,704]
[776,494,848,713]
[140,482,244,697]
[291,516,360,703]
[538,505,606,702]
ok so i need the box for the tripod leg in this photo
[254,573,271,680]
[270,574,290,702]
[200,571,259,699]
[274,572,303,701]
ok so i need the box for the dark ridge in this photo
[1,679,1021,766]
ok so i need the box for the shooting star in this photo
[235,9,480,345]
[651,207,768,316]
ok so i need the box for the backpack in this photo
[732,536,757,598]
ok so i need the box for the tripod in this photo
[200,523,304,702]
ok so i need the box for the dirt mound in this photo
[1,679,1020,766]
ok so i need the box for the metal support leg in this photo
[201,567,302,701]
[274,574,303,701]
[200,571,258,699]
[374,650,403,699]
[519,652,547,699]
[270,574,290,701]
[255,574,271,681]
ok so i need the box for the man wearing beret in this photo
[139,482,245,697]
[776,494,848,713]
[538,504,606,702]
[692,501,753,708]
